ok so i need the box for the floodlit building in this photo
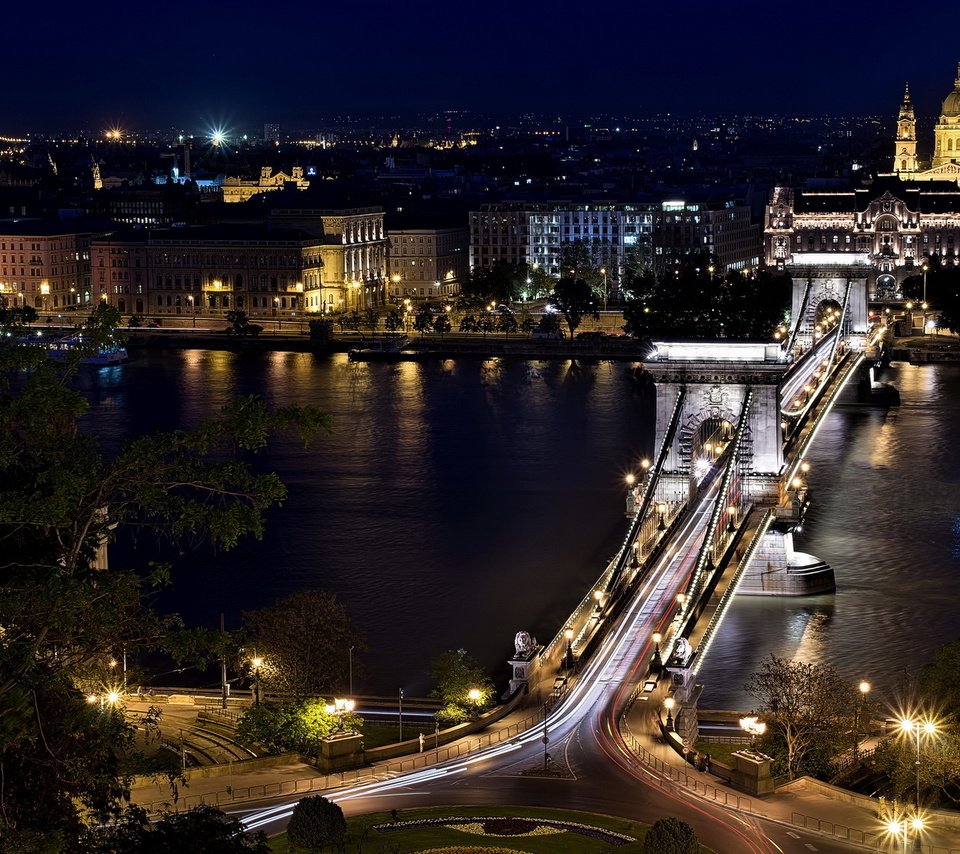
[387,225,469,301]
[765,65,960,296]
[221,167,310,203]
[0,220,95,311]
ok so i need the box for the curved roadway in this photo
[239,477,864,853]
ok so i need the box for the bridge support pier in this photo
[739,529,835,596]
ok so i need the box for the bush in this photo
[287,796,346,852]
[642,817,699,854]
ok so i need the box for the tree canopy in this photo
[0,307,329,845]
[622,258,790,340]
[548,277,599,339]
[287,796,347,852]
[745,655,859,780]
[430,648,495,724]
[242,590,364,700]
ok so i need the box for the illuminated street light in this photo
[899,717,938,813]
[853,680,870,759]
[652,632,662,670]
[663,696,675,731]
[467,688,481,705]
[739,715,766,750]
[564,628,574,671]
[252,655,264,706]
[324,697,356,731]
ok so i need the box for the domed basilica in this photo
[893,63,960,180]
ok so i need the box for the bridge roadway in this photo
[238,473,863,854]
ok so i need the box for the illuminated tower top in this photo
[894,83,918,175]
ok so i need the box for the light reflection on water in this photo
[75,354,960,704]
[699,362,960,709]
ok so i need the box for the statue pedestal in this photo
[507,651,541,697]
[664,661,702,747]
[729,750,775,796]
[316,731,363,772]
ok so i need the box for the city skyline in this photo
[7,0,960,131]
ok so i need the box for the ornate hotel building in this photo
[764,64,960,297]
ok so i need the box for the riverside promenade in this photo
[128,650,960,853]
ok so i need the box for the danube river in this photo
[77,350,960,708]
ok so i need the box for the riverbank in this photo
[891,333,960,362]
[122,328,654,360]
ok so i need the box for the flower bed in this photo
[374,815,635,845]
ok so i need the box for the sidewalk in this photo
[622,685,960,852]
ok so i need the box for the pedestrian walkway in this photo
[622,683,960,853]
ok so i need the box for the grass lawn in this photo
[267,805,655,853]
[360,722,435,750]
[694,740,747,766]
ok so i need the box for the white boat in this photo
[47,336,128,365]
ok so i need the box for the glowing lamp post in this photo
[652,632,662,670]
[324,697,356,731]
[853,680,870,759]
[251,656,263,706]
[739,716,766,750]
[663,696,675,731]
[564,628,574,671]
[899,718,938,812]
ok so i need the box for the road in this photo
[237,476,865,853]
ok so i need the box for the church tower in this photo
[893,83,918,175]
[932,62,960,168]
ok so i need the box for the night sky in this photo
[8,0,959,131]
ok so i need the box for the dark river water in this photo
[76,351,960,707]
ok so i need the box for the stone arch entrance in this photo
[813,298,843,335]
[875,274,897,300]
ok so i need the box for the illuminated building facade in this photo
[892,64,960,181]
[764,179,960,297]
[221,167,310,203]
[470,200,756,280]
[387,227,469,301]
[90,225,323,318]
[0,221,94,310]
[268,205,387,312]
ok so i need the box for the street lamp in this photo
[324,697,356,731]
[251,656,263,706]
[663,696,675,731]
[273,297,280,331]
[600,267,608,311]
[564,628,574,671]
[739,716,766,750]
[899,717,938,812]
[656,501,667,531]
[187,294,195,327]
[726,504,737,534]
[652,632,662,670]
[853,680,870,759]
[922,263,928,304]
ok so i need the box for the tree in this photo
[88,804,269,853]
[242,591,363,700]
[339,310,362,333]
[536,313,563,337]
[461,260,522,305]
[432,312,451,338]
[0,309,329,844]
[745,655,858,780]
[361,307,380,339]
[642,817,699,854]
[459,314,478,333]
[496,307,518,336]
[873,727,960,807]
[287,796,347,853]
[226,309,250,335]
[519,316,536,334]
[549,277,598,340]
[412,305,433,336]
[383,309,403,334]
[236,700,362,755]
[430,649,494,723]
[920,637,960,716]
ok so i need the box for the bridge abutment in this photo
[739,528,835,596]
